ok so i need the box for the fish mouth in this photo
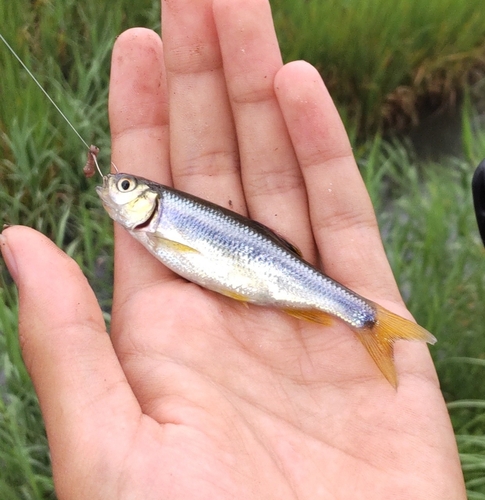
[95,185,117,216]
[133,198,159,230]
[95,184,109,204]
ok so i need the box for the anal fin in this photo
[283,308,333,326]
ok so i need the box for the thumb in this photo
[0,226,141,496]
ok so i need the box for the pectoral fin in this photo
[150,235,200,253]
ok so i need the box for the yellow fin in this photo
[220,289,250,304]
[355,302,436,389]
[283,308,333,326]
[150,235,200,253]
[355,330,398,388]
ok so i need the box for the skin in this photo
[0,0,466,498]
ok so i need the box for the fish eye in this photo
[117,177,137,192]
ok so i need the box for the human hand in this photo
[1,0,465,498]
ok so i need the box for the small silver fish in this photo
[97,173,436,387]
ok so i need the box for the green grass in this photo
[272,0,485,134]
[358,124,485,497]
[2,0,485,498]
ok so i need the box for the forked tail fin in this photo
[355,302,436,389]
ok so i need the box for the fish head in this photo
[96,173,159,230]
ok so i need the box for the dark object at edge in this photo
[472,159,485,247]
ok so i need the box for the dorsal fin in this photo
[146,182,305,259]
[248,219,303,258]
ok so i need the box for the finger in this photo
[109,28,176,296]
[0,226,141,496]
[162,0,246,212]
[110,29,170,184]
[213,0,317,262]
[275,62,402,303]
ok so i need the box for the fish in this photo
[0,33,436,388]
[96,172,436,388]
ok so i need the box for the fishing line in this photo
[0,33,90,150]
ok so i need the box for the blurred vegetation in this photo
[273,0,485,134]
[1,0,485,498]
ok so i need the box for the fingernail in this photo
[0,232,19,283]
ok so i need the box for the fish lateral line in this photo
[93,128,437,391]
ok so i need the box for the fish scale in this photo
[150,185,374,325]
[97,172,437,388]
[0,32,436,389]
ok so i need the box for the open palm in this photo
[1,0,465,498]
